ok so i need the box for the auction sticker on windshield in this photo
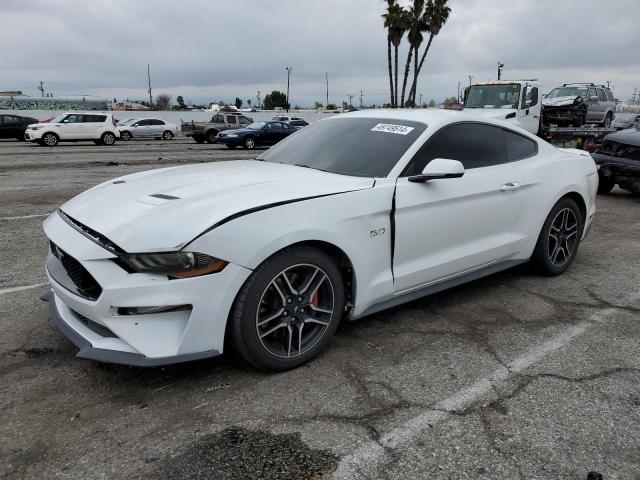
[371,123,415,135]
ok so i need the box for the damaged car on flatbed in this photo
[591,126,640,194]
[542,83,616,128]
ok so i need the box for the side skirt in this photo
[355,259,527,319]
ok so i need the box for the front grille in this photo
[70,309,117,338]
[49,241,102,300]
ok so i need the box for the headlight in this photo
[115,252,228,279]
[30,125,44,130]
[227,133,239,138]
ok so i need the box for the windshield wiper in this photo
[293,164,331,173]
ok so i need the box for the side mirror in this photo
[408,158,465,183]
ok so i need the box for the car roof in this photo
[334,108,527,132]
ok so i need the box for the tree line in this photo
[383,0,451,108]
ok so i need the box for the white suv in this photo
[25,112,120,146]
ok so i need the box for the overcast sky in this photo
[1,0,639,106]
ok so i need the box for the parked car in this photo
[118,118,179,141]
[181,112,253,143]
[0,114,38,140]
[215,121,298,149]
[42,110,597,370]
[542,83,616,128]
[273,115,305,122]
[24,112,119,146]
[591,126,640,195]
[287,119,309,128]
[611,112,640,131]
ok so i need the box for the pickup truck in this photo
[181,112,253,143]
[463,80,542,134]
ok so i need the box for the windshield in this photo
[246,121,266,130]
[547,87,588,98]
[258,117,426,177]
[50,113,68,123]
[465,84,521,109]
[118,118,138,125]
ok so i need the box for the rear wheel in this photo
[604,112,612,128]
[531,197,583,276]
[162,130,173,140]
[120,131,132,141]
[41,132,59,147]
[597,175,615,194]
[206,130,218,143]
[101,132,116,145]
[232,246,345,370]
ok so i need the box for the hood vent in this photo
[149,193,181,201]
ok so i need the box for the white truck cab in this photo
[463,80,542,134]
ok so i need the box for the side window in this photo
[83,115,106,122]
[605,89,614,102]
[524,87,538,108]
[597,89,607,102]
[405,123,507,175]
[503,129,538,161]
[213,115,224,123]
[226,116,237,125]
[152,119,164,125]
[588,88,597,100]
[64,114,83,123]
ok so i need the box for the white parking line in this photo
[335,306,622,479]
[0,213,50,221]
[0,283,48,296]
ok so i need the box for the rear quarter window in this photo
[504,129,538,161]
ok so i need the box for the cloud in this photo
[0,0,638,105]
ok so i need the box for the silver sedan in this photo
[118,118,179,140]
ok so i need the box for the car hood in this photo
[59,160,374,252]
[604,128,640,147]
[464,108,519,121]
[542,96,579,107]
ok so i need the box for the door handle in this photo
[500,182,522,192]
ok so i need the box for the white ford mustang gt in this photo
[42,110,598,370]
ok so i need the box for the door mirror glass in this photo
[409,158,465,183]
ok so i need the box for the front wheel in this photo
[597,175,615,194]
[120,131,132,141]
[604,113,612,129]
[101,132,116,145]
[243,136,256,150]
[162,130,174,140]
[41,132,59,147]
[530,197,583,276]
[206,130,218,143]
[231,246,345,370]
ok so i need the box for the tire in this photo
[193,136,206,144]
[603,112,612,129]
[120,131,132,141]
[226,144,238,149]
[41,132,59,147]
[243,136,256,150]
[232,246,345,370]
[206,130,218,143]
[162,130,173,140]
[597,175,615,195]
[530,197,583,276]
[101,132,116,145]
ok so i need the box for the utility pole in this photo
[37,81,45,97]
[359,90,364,109]
[419,93,423,108]
[457,81,461,103]
[468,75,473,86]
[257,90,261,109]
[285,67,292,113]
[147,64,153,107]
[325,72,329,108]
[497,62,504,80]
[347,94,354,109]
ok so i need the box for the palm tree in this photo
[400,0,425,107]
[382,1,397,107]
[387,3,408,108]
[408,0,451,105]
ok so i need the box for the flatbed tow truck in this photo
[462,79,615,150]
